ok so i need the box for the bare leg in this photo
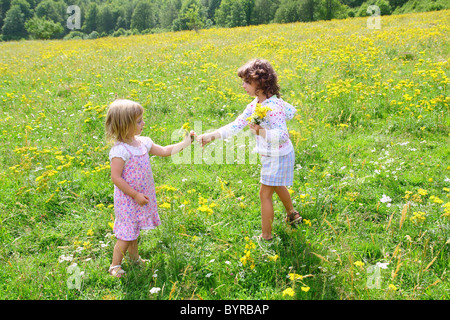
[111,239,130,275]
[274,186,294,214]
[260,184,275,240]
[127,239,139,261]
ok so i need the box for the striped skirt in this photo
[260,151,295,186]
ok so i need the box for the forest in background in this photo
[0,0,449,41]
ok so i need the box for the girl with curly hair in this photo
[197,59,301,241]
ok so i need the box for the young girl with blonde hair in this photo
[105,99,194,277]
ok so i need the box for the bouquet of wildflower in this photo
[246,103,272,125]
[182,122,194,142]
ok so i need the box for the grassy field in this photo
[0,10,449,300]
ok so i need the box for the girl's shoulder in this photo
[264,96,283,110]
[136,136,153,152]
[109,143,129,162]
[265,97,297,119]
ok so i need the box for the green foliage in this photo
[25,16,64,39]
[1,4,26,40]
[0,10,449,300]
[0,0,449,40]
[130,0,157,32]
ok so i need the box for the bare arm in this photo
[196,130,222,147]
[149,130,195,157]
[110,157,149,206]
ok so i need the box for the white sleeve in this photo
[109,145,130,162]
[137,136,153,152]
[216,102,254,139]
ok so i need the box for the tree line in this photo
[0,0,448,41]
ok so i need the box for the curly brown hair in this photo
[237,59,280,98]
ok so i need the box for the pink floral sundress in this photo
[113,142,160,241]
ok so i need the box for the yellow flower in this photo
[198,196,208,205]
[247,103,272,124]
[282,288,295,297]
[410,211,426,224]
[268,254,279,262]
[159,202,171,209]
[354,261,365,268]
[303,219,311,227]
[388,284,398,291]
[244,241,256,250]
[288,273,303,281]
[417,188,428,196]
[197,204,213,214]
[301,286,310,292]
[86,229,94,236]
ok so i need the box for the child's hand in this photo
[134,192,149,206]
[249,123,263,135]
[184,130,196,144]
[197,133,215,147]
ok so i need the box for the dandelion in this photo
[417,188,428,196]
[282,288,295,297]
[410,211,426,224]
[159,202,171,209]
[388,284,398,291]
[182,122,190,130]
[288,273,303,281]
[197,204,213,215]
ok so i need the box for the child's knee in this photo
[259,185,274,199]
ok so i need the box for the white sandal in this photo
[109,265,125,278]
[135,256,150,266]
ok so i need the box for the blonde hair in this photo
[105,99,144,142]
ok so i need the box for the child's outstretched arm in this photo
[111,158,149,206]
[149,130,195,157]
[198,103,254,147]
[197,130,221,147]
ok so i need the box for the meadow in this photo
[0,10,449,300]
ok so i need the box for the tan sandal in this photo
[109,265,125,278]
[286,210,302,225]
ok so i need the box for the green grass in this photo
[0,10,449,300]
